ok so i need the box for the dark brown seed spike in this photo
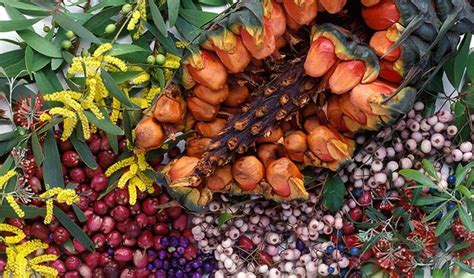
[279,94,290,106]
[276,109,288,120]
[280,73,296,87]
[251,124,262,135]
[237,145,247,154]
[296,95,310,107]
[241,104,251,113]
[227,137,238,150]
[264,86,277,96]
[234,119,248,131]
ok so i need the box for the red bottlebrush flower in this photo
[13,95,44,130]
[407,220,437,258]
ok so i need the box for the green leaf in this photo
[432,269,443,278]
[70,133,98,169]
[167,0,180,27]
[31,131,44,166]
[34,68,63,94]
[43,130,65,188]
[109,71,141,84]
[0,18,44,32]
[88,0,126,12]
[17,29,62,58]
[109,44,148,56]
[0,204,45,219]
[0,130,18,142]
[175,16,201,42]
[456,162,473,187]
[400,169,438,189]
[217,213,236,226]
[422,159,438,179]
[180,9,217,27]
[145,22,180,55]
[122,110,134,145]
[150,0,168,37]
[72,204,87,222]
[458,205,474,232]
[423,201,447,222]
[101,69,140,109]
[84,6,122,35]
[453,101,471,143]
[0,0,50,15]
[468,52,474,82]
[198,0,229,6]
[444,35,471,90]
[53,12,102,44]
[322,173,345,213]
[360,263,377,277]
[457,185,472,198]
[413,196,447,206]
[435,208,456,236]
[447,241,471,252]
[24,46,34,77]
[85,111,124,135]
[54,206,95,251]
[453,260,474,274]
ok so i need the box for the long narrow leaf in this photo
[53,12,101,44]
[0,18,44,32]
[17,30,62,58]
[54,206,95,251]
[101,69,139,109]
[70,133,98,169]
[150,0,168,37]
[43,130,65,187]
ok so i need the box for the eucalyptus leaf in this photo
[400,169,438,189]
[17,29,62,58]
[54,206,95,251]
[444,35,471,91]
[31,131,44,166]
[72,204,87,222]
[457,205,474,232]
[150,0,168,37]
[413,196,446,206]
[435,208,456,236]
[167,0,180,27]
[53,12,102,44]
[43,130,65,188]
[198,0,229,6]
[101,69,140,109]
[322,173,345,213]
[71,133,98,169]
[0,18,44,32]
[422,159,438,179]
[85,111,124,135]
[180,9,217,27]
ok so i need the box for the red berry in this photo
[153,223,169,235]
[135,267,150,278]
[173,214,187,231]
[97,150,117,169]
[85,166,103,179]
[86,215,103,233]
[349,207,363,221]
[166,206,182,218]
[344,234,360,248]
[111,205,130,222]
[106,231,122,247]
[69,167,87,183]
[92,233,106,249]
[76,196,90,210]
[29,176,42,193]
[104,192,117,207]
[137,230,154,249]
[133,250,148,268]
[53,227,70,245]
[115,247,133,262]
[0,258,6,272]
[59,140,73,152]
[7,218,25,229]
[258,251,273,265]
[135,213,148,228]
[342,221,355,235]
[93,201,109,215]
[99,253,112,266]
[84,253,100,269]
[62,151,81,168]
[119,268,135,278]
[93,268,105,278]
[183,244,197,260]
[141,198,159,215]
[100,216,116,234]
[238,235,254,251]
[47,246,61,256]
[51,260,67,274]
[104,261,120,277]
[73,238,87,253]
[78,264,92,277]
[357,191,372,206]
[91,174,109,192]
[125,221,140,239]
[31,222,49,241]
[65,256,81,270]
[115,188,129,205]
[123,237,137,247]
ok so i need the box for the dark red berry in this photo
[115,247,133,262]
[238,235,254,251]
[31,222,49,241]
[69,167,87,183]
[349,207,363,221]
[91,174,108,192]
[93,201,108,215]
[62,151,81,168]
[258,251,273,265]
[53,227,70,245]
[65,256,81,270]
[137,230,154,249]
[106,230,122,247]
[111,205,130,222]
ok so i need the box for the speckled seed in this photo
[400,158,413,169]
[430,133,445,149]
[447,125,458,137]
[460,142,473,152]
[452,149,463,162]
[420,140,432,154]
[405,139,417,151]
[433,122,445,132]
[462,152,472,162]
[371,160,383,172]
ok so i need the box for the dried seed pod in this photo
[304,37,337,78]
[369,31,400,61]
[196,118,227,138]
[224,85,250,107]
[206,165,233,191]
[135,116,166,151]
[307,125,353,162]
[153,95,184,124]
[319,0,347,14]
[267,1,287,38]
[361,0,400,30]
[168,156,199,182]
[232,156,265,191]
[186,96,219,122]
[186,138,212,158]
[329,60,366,94]
[257,143,281,167]
[266,157,303,197]
[194,84,230,106]
[186,50,228,90]
[282,0,317,25]
[284,131,308,162]
[256,127,283,143]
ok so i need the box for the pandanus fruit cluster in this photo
[135,0,474,210]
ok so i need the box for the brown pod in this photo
[232,156,265,191]
[224,85,250,107]
[186,96,219,122]
[184,113,197,131]
[168,156,199,182]
[153,95,184,124]
[186,138,212,158]
[256,127,284,143]
[194,84,230,106]
[187,50,228,91]
[195,118,227,138]
[135,116,166,150]
[257,143,280,167]
[284,131,308,162]
[266,157,303,197]
[329,60,366,94]
[207,165,233,191]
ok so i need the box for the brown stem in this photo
[192,58,328,180]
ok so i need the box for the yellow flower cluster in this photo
[5,195,24,218]
[163,53,181,80]
[175,41,191,48]
[39,188,80,224]
[127,0,147,39]
[0,224,58,278]
[105,151,154,205]
[0,169,16,189]
[43,90,103,140]
[144,86,162,102]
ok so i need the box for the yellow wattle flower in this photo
[0,170,17,189]
[127,11,141,31]
[5,195,25,218]
[93,43,113,57]
[5,239,57,278]
[0,223,26,244]
[44,199,54,225]
[131,72,151,84]
[40,188,79,224]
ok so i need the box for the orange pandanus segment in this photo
[282,0,318,26]
[206,165,233,191]
[241,20,276,59]
[135,116,166,151]
[214,36,251,73]
[369,31,401,61]
[338,93,368,126]
[350,80,396,116]
[186,138,212,158]
[307,125,354,162]
[304,37,337,78]
[224,85,250,107]
[232,156,265,191]
[361,0,381,7]
[195,118,227,138]
[153,95,184,124]
[266,158,303,197]
[326,95,347,132]
[267,1,287,38]
[256,127,284,144]
[257,143,281,167]
[284,131,308,162]
[186,97,219,122]
[168,156,199,183]
[329,60,366,94]
[186,50,228,91]
[319,0,347,14]
[194,84,229,106]
[379,60,403,83]
[362,0,400,30]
